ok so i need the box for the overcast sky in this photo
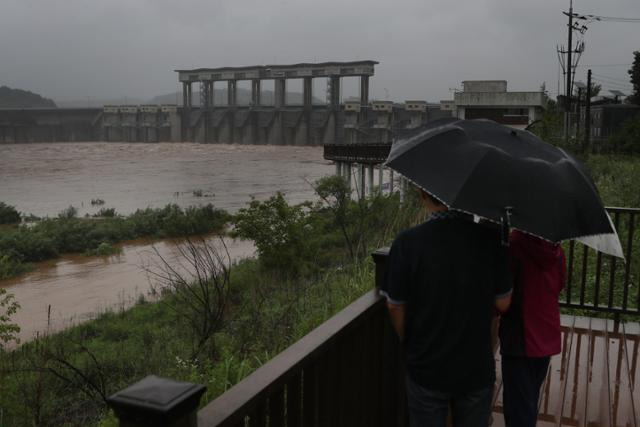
[0,0,638,103]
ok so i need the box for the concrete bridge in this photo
[176,60,375,144]
[175,60,450,145]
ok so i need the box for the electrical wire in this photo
[592,77,633,88]
[593,76,632,86]
[577,63,632,68]
[574,14,640,23]
[592,72,631,82]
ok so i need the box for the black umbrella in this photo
[385,118,613,244]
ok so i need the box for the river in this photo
[0,143,334,344]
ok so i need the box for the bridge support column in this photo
[389,170,394,194]
[329,76,341,109]
[329,76,341,143]
[251,80,261,106]
[227,80,237,107]
[359,164,366,200]
[335,161,342,177]
[378,164,384,194]
[360,75,369,107]
[303,77,313,108]
[303,77,312,144]
[182,82,192,141]
[344,162,352,193]
[275,79,286,108]
[182,82,189,108]
[368,164,374,196]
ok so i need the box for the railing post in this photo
[107,375,206,427]
[371,247,408,427]
[371,247,390,290]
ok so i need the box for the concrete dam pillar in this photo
[251,79,261,106]
[360,75,369,107]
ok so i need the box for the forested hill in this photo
[0,86,57,108]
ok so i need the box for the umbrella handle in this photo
[501,207,513,247]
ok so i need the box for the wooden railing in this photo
[108,254,406,426]
[197,289,404,427]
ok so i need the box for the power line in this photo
[576,63,631,68]
[594,83,633,92]
[592,77,632,87]
[596,80,632,88]
[592,75,632,85]
[573,14,640,23]
[592,73,631,84]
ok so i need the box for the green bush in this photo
[0,287,20,349]
[0,204,231,280]
[232,193,315,276]
[605,114,640,155]
[58,205,78,219]
[0,202,21,225]
[94,207,117,218]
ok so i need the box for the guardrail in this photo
[563,207,639,318]
[323,143,391,164]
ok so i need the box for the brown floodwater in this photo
[1,236,256,345]
[0,142,333,217]
[0,143,334,345]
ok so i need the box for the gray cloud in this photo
[0,0,637,103]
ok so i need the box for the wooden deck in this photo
[491,315,640,427]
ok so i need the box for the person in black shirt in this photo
[381,190,512,427]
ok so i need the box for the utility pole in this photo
[575,86,582,140]
[562,0,574,143]
[584,69,592,154]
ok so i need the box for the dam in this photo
[0,60,451,145]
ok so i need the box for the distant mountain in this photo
[0,86,57,108]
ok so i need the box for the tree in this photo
[573,82,601,103]
[232,193,315,275]
[0,202,21,225]
[628,51,640,105]
[0,288,20,349]
[145,237,231,359]
[313,175,356,260]
[608,113,640,154]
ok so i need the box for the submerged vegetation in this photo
[0,203,230,280]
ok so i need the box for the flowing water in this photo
[0,143,334,344]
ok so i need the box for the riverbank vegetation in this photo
[0,203,230,280]
[0,202,21,225]
[0,177,423,426]
[1,147,639,425]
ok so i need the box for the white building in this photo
[448,80,548,129]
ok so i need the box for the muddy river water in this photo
[0,143,334,343]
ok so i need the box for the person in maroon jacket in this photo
[499,230,566,427]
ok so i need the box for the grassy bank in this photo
[0,177,423,426]
[0,203,230,280]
